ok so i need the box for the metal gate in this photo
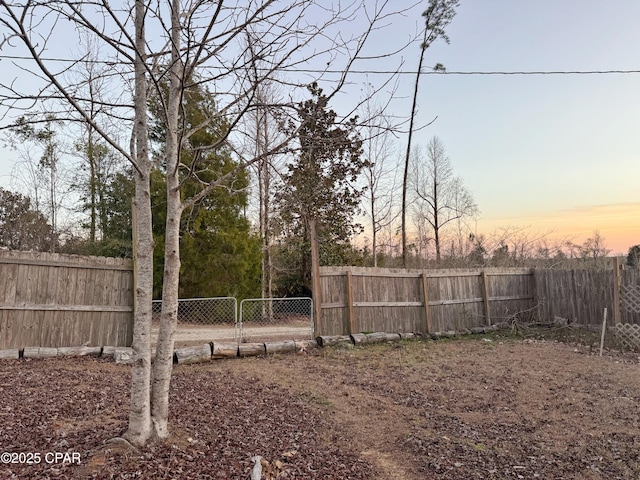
[238,297,314,343]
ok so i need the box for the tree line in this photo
[2,118,632,284]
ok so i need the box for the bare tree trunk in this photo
[151,0,183,440]
[402,32,427,268]
[309,218,322,335]
[263,116,273,301]
[433,164,441,263]
[88,127,97,242]
[371,193,378,267]
[256,99,272,302]
[124,0,154,446]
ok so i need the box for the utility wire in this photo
[1,54,639,76]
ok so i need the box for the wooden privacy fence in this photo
[0,250,133,349]
[317,266,536,336]
[317,261,640,337]
[535,259,640,328]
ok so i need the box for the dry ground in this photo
[2,334,640,479]
[152,320,314,346]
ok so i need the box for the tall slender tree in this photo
[402,0,459,266]
[359,93,400,267]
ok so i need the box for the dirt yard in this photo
[2,334,640,479]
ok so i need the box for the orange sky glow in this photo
[479,202,640,256]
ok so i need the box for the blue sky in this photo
[349,0,640,253]
[1,1,638,253]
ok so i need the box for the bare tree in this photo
[8,116,71,249]
[69,38,125,243]
[401,0,459,267]
[580,230,611,268]
[359,90,400,267]
[1,0,404,446]
[242,33,286,301]
[411,136,478,263]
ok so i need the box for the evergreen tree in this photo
[0,187,57,251]
[149,81,260,299]
[275,83,366,292]
[627,245,640,267]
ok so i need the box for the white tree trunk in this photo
[124,0,154,447]
[150,0,183,440]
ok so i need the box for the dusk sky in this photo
[358,0,640,254]
[0,1,638,254]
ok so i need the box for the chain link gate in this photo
[152,297,238,345]
[238,297,314,343]
[151,297,314,346]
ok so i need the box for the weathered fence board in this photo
[0,250,133,349]
[317,262,638,336]
[535,269,614,326]
[318,266,536,336]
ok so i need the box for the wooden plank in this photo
[428,297,484,306]
[319,266,533,279]
[0,263,18,349]
[489,295,534,302]
[0,304,133,312]
[309,219,323,336]
[613,257,622,326]
[484,271,534,277]
[480,271,491,325]
[421,273,431,333]
[346,271,355,335]
[40,264,60,347]
[0,256,132,271]
[352,301,424,308]
[321,303,348,309]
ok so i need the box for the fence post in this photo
[309,219,323,336]
[421,272,432,333]
[346,270,355,335]
[613,256,622,326]
[480,270,491,326]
